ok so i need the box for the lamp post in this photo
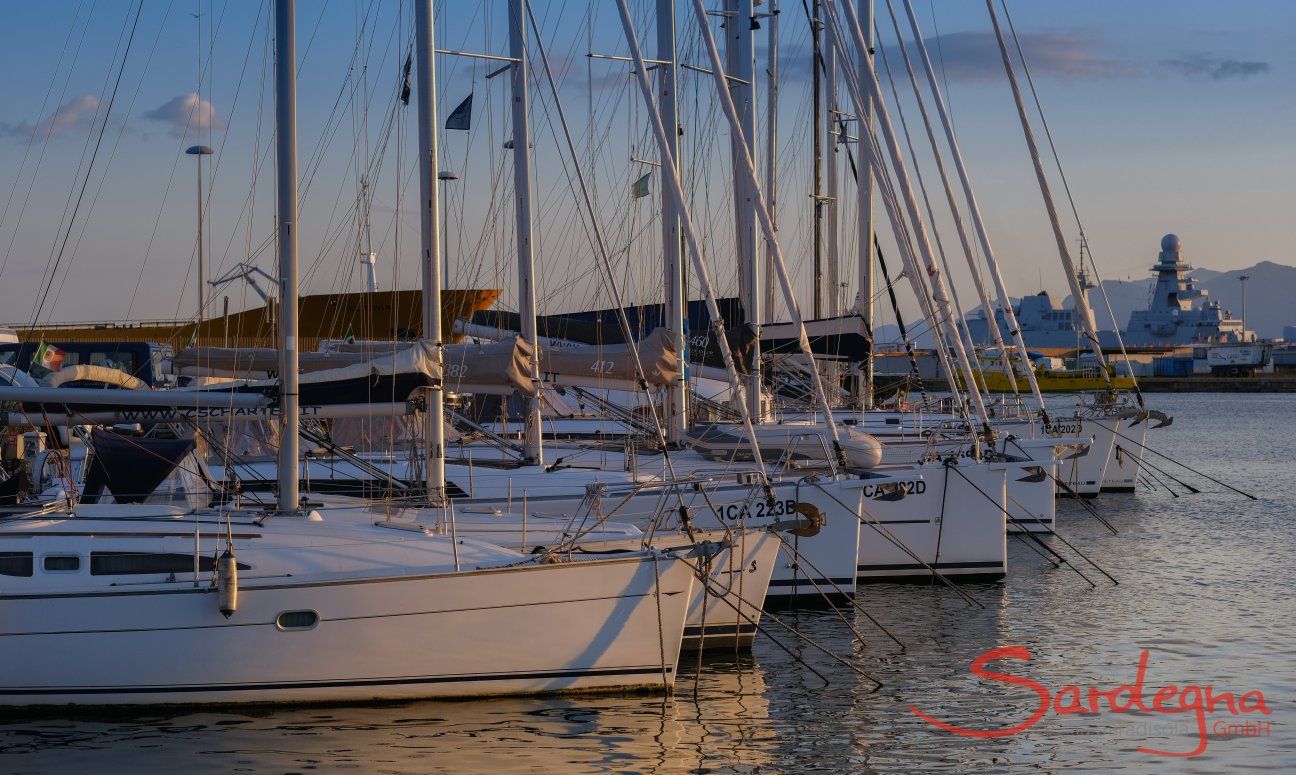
[438,170,459,286]
[186,144,214,331]
[1238,274,1250,341]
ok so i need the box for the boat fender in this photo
[217,549,238,618]
[788,502,824,538]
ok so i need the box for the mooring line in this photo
[1123,446,1200,494]
[768,531,906,651]
[1109,427,1257,500]
[947,465,1101,588]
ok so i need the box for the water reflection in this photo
[0,658,775,773]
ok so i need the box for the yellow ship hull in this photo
[969,370,1136,393]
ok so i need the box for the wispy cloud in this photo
[143,92,227,138]
[883,30,1138,82]
[1161,55,1270,80]
[0,94,102,140]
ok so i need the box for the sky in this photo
[0,0,1292,333]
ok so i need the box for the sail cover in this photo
[81,429,197,504]
[759,314,872,362]
[173,347,369,377]
[537,328,681,390]
[212,339,443,406]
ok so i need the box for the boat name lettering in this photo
[713,499,797,521]
[860,480,926,498]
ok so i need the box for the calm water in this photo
[1,394,1291,773]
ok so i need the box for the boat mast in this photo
[415,0,446,505]
[982,0,1110,385]
[898,0,1049,414]
[885,1,1016,394]
[689,0,846,456]
[811,0,823,319]
[656,0,687,446]
[614,0,772,482]
[825,0,993,433]
[725,0,762,422]
[509,0,543,463]
[274,0,300,511]
[823,13,840,318]
[854,0,874,410]
[762,0,779,319]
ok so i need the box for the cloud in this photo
[143,92,227,138]
[1161,55,1270,80]
[0,94,102,140]
[882,30,1138,82]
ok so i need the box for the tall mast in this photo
[725,0,761,421]
[823,14,840,317]
[982,0,1109,384]
[885,0,1015,393]
[509,0,543,463]
[825,0,993,431]
[762,0,779,319]
[689,0,846,456]
[615,0,772,482]
[854,0,875,409]
[415,0,446,505]
[274,0,300,511]
[898,0,1048,412]
[811,0,824,319]
[657,0,687,446]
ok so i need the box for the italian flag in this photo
[33,341,65,372]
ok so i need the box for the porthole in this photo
[43,555,80,572]
[275,610,319,630]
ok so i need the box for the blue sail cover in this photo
[80,430,197,505]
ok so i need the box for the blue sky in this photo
[0,0,1292,328]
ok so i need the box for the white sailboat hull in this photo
[854,460,1009,582]
[0,555,694,706]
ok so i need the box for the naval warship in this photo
[964,234,1251,349]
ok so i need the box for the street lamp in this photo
[438,170,459,286]
[186,144,214,329]
[1238,274,1250,341]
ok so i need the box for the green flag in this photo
[343,324,356,343]
[631,171,651,200]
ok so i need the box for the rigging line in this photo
[925,0,953,124]
[26,1,131,326]
[999,0,1144,406]
[50,0,180,319]
[25,0,145,335]
[0,0,89,253]
[875,12,991,398]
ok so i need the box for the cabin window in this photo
[89,552,250,576]
[43,555,80,572]
[0,552,33,577]
[276,610,319,630]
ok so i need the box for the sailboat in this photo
[0,0,703,706]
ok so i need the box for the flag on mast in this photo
[399,52,413,106]
[631,171,651,200]
[33,341,65,372]
[446,94,473,131]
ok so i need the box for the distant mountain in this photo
[1065,260,1296,340]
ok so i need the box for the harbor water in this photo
[0,394,1290,773]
